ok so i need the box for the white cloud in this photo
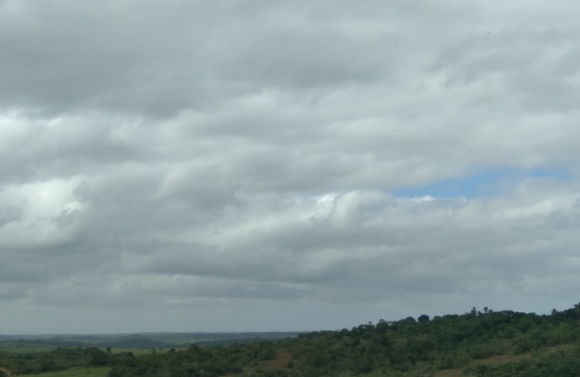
[0,178,83,247]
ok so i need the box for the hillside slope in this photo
[4,305,580,377]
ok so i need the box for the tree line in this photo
[4,304,580,376]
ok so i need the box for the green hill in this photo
[4,304,580,377]
[106,304,580,377]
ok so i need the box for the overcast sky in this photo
[1,0,580,334]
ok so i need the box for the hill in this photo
[4,305,580,376]
[106,304,580,377]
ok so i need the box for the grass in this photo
[23,368,110,377]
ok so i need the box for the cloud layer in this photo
[1,0,580,333]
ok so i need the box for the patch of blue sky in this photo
[395,168,570,199]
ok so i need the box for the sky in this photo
[1,0,580,334]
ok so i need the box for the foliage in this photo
[464,348,580,377]
[4,304,580,377]
[108,342,279,377]
[0,347,133,375]
[23,367,110,377]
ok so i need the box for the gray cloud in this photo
[1,0,580,333]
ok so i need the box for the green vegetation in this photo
[97,348,181,356]
[4,305,580,377]
[0,347,132,375]
[23,367,110,377]
[0,343,54,354]
[279,305,580,377]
